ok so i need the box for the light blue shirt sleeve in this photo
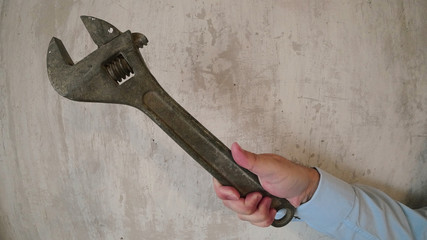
[295,168,427,240]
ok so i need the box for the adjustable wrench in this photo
[46,16,295,227]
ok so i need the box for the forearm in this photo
[296,169,427,240]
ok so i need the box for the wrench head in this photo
[46,16,149,105]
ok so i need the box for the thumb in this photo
[231,142,255,170]
[231,142,276,177]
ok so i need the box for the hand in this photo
[213,142,320,227]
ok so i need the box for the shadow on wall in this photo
[406,144,427,209]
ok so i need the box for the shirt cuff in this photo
[295,168,356,232]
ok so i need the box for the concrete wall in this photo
[1,0,426,239]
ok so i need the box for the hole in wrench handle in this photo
[141,90,296,227]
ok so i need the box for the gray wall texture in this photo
[1,0,426,239]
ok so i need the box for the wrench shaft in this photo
[138,89,295,227]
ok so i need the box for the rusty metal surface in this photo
[46,16,295,227]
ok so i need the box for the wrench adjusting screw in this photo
[104,54,134,84]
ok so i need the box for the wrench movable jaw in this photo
[80,15,122,47]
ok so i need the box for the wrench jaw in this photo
[46,36,113,102]
[46,16,152,105]
[46,37,76,98]
[80,16,122,47]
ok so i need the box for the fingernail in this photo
[256,194,263,203]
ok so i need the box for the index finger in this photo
[213,178,240,200]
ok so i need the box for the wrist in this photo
[301,167,320,205]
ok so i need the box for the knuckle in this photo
[242,205,257,215]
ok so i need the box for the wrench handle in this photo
[139,90,295,227]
